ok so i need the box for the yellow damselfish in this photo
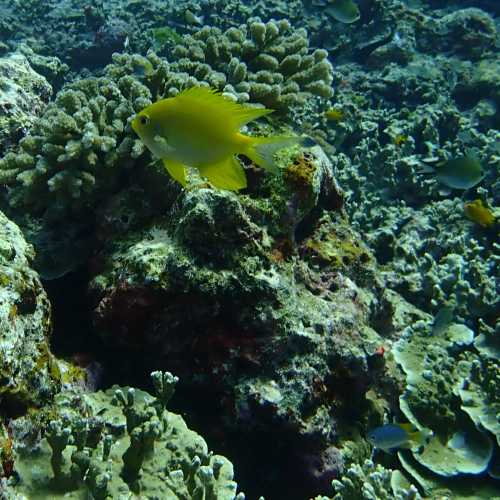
[464,199,495,228]
[131,87,303,191]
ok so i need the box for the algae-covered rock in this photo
[86,145,398,496]
[0,53,52,154]
[4,372,243,499]
[0,211,59,407]
[416,8,497,60]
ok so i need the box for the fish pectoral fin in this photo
[198,157,247,191]
[163,158,187,187]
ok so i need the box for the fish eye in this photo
[139,115,150,126]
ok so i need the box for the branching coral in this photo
[314,459,420,500]
[0,75,150,215]
[108,18,333,116]
[4,371,244,499]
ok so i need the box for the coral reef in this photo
[393,313,499,491]
[0,74,149,215]
[2,371,244,499]
[315,459,421,500]
[311,7,500,323]
[373,199,498,322]
[86,146,400,497]
[0,0,498,498]
[0,16,334,274]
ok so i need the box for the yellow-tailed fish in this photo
[367,423,432,453]
[464,199,495,227]
[393,134,408,146]
[131,87,303,191]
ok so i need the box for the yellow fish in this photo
[131,87,302,191]
[324,108,344,122]
[464,199,495,228]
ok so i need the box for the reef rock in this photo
[87,144,405,497]
[0,53,52,154]
[0,211,58,408]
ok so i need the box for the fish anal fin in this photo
[198,156,247,191]
[163,158,187,187]
[398,441,414,450]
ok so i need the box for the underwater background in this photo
[0,0,498,499]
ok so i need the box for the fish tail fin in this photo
[245,135,305,173]
[409,428,433,447]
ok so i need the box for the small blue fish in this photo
[367,423,432,452]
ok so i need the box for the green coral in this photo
[5,371,244,499]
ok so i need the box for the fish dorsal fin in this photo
[175,87,274,127]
